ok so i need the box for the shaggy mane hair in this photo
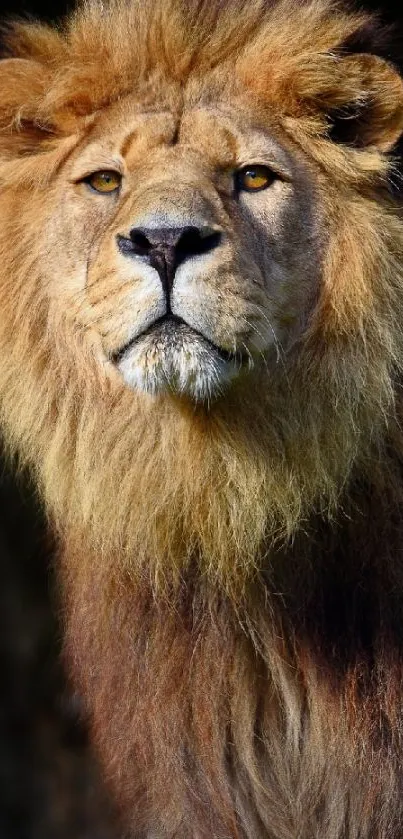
[2,1,403,837]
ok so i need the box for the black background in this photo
[0,1,402,838]
[1,0,401,22]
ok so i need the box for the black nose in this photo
[118,225,221,299]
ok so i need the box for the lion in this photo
[1,0,403,835]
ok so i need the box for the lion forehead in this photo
[70,96,299,187]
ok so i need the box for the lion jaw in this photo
[114,316,246,401]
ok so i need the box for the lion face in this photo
[47,94,320,401]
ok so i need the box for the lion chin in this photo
[114,316,246,400]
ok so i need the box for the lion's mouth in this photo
[110,314,251,401]
[111,314,241,365]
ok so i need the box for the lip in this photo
[111,314,246,365]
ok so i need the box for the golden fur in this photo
[1,0,403,836]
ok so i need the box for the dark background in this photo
[0,1,402,838]
[0,0,401,22]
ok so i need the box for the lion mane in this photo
[1,0,403,836]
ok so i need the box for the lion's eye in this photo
[235,165,275,193]
[86,170,122,194]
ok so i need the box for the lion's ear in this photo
[323,53,403,151]
[0,57,53,153]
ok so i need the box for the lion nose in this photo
[118,225,222,298]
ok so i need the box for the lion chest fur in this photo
[2,0,403,837]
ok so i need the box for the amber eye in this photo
[235,165,275,193]
[86,170,122,194]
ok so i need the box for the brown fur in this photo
[1,0,403,836]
